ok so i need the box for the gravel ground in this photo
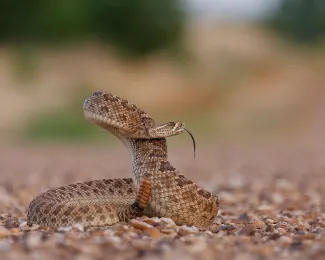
[0,144,325,260]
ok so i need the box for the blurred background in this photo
[0,0,325,147]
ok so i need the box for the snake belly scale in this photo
[27,91,219,228]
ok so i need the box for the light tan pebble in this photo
[142,217,161,226]
[203,230,213,236]
[297,216,304,225]
[0,228,9,238]
[144,228,161,239]
[160,218,176,228]
[130,219,154,230]
[265,219,275,225]
[25,233,43,249]
[160,228,176,235]
[73,223,84,232]
[57,226,73,232]
[103,229,115,236]
[278,236,293,245]
[178,225,199,236]
[252,219,266,229]
[276,227,287,235]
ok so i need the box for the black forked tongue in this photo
[184,128,196,158]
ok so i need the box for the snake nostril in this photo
[83,98,91,109]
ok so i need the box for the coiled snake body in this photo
[27,91,218,228]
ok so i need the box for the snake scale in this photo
[27,91,219,228]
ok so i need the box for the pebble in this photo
[4,218,19,229]
[252,219,266,229]
[178,226,199,236]
[239,224,255,236]
[130,219,154,230]
[144,227,161,239]
[160,218,176,228]
[1,146,325,259]
[73,223,85,232]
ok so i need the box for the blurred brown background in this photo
[0,0,325,147]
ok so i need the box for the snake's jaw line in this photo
[27,90,218,228]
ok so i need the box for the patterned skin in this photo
[27,91,218,228]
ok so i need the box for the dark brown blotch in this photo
[74,216,82,223]
[95,205,103,214]
[104,179,113,185]
[64,206,75,216]
[123,178,133,185]
[197,189,212,199]
[53,205,64,215]
[100,215,106,221]
[85,181,93,187]
[175,174,194,188]
[44,202,55,214]
[100,106,109,113]
[106,94,119,102]
[105,205,112,213]
[80,185,89,191]
[150,148,165,158]
[96,182,106,189]
[78,206,90,214]
[114,180,123,188]
[159,161,176,172]
[86,216,94,222]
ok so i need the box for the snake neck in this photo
[99,124,168,190]
[128,138,168,191]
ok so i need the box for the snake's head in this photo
[83,90,133,131]
[83,90,156,138]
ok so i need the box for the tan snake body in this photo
[27,91,218,228]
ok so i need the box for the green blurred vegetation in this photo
[267,0,325,44]
[23,88,109,142]
[0,0,186,57]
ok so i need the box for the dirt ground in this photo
[0,143,325,260]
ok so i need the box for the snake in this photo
[27,91,218,228]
